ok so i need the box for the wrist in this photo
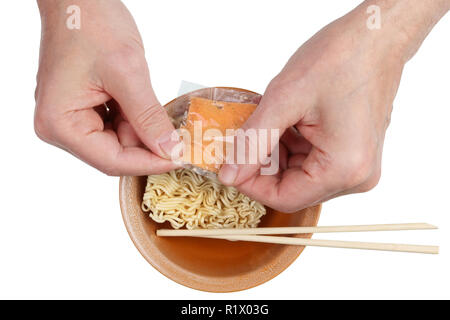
[354,0,449,63]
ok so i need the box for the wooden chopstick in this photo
[156,223,437,237]
[156,223,439,254]
[203,235,439,255]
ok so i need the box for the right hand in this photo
[219,0,449,212]
[34,0,179,175]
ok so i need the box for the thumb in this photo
[219,89,299,186]
[102,57,179,159]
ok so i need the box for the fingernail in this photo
[219,164,239,185]
[158,131,181,160]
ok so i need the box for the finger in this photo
[100,53,180,159]
[219,87,308,186]
[117,118,144,148]
[279,142,289,171]
[235,148,336,213]
[280,127,312,155]
[112,111,144,148]
[56,108,178,175]
[288,153,307,168]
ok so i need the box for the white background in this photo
[0,0,449,299]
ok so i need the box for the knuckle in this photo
[266,77,297,102]
[105,45,146,76]
[266,71,310,99]
[101,161,120,176]
[270,196,304,213]
[263,75,313,127]
[358,169,381,193]
[103,167,119,177]
[385,108,393,129]
[34,108,52,142]
[339,149,374,189]
[34,85,39,102]
[266,77,287,95]
[280,204,301,214]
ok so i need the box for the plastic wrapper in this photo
[165,87,261,179]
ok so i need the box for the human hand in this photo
[219,0,450,212]
[34,0,179,175]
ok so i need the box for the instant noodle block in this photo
[180,97,257,173]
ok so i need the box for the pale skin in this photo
[35,0,449,211]
[219,0,450,212]
[35,0,180,176]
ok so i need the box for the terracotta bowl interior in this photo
[119,87,321,292]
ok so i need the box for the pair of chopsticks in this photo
[157,223,439,254]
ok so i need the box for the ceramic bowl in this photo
[119,87,322,292]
